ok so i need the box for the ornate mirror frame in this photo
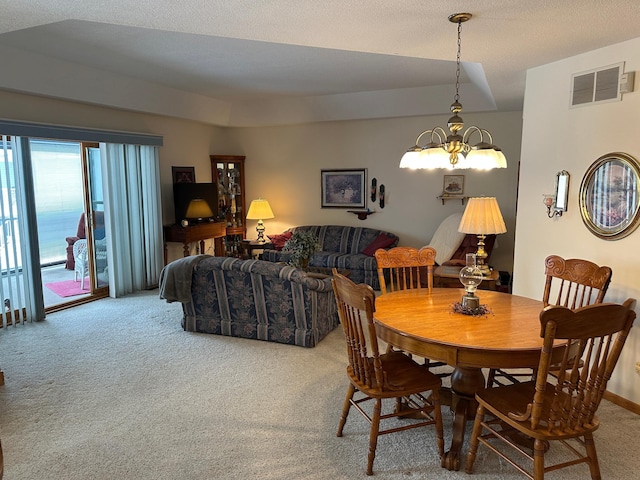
[579,152,640,240]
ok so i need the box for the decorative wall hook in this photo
[371,178,377,202]
[379,184,385,208]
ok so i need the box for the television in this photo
[173,182,218,224]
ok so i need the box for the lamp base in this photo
[255,220,266,244]
[477,263,492,276]
[475,234,492,276]
[461,293,480,309]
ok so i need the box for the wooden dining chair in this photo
[487,254,613,387]
[374,246,436,294]
[466,298,636,479]
[331,270,444,475]
[374,246,449,375]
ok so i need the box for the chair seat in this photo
[348,350,442,397]
[477,381,601,441]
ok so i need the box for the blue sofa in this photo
[262,225,399,290]
[164,256,339,348]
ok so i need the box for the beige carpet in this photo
[0,290,638,479]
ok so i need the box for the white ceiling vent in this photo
[570,62,630,108]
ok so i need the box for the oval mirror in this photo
[579,152,640,240]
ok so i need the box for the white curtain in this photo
[101,144,163,297]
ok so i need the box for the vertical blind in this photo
[0,135,41,327]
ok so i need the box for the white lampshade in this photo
[465,147,507,170]
[458,197,507,235]
[246,198,275,220]
[399,148,422,169]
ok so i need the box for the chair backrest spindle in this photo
[375,246,436,294]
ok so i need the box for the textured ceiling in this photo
[2,1,640,126]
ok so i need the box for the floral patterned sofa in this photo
[162,256,339,348]
[261,225,399,290]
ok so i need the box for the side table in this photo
[239,240,273,259]
[163,222,226,264]
[434,265,499,291]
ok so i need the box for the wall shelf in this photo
[348,210,375,220]
[437,195,468,205]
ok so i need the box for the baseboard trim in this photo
[603,390,640,414]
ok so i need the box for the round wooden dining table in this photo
[374,288,568,471]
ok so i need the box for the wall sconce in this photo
[543,170,570,218]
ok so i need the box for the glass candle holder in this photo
[459,253,483,308]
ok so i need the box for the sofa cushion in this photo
[307,251,347,268]
[267,231,293,251]
[362,233,397,256]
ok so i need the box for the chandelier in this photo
[399,13,507,170]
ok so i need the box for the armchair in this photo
[65,212,105,270]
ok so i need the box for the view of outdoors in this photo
[0,140,84,270]
[31,140,85,266]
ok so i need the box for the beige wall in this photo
[515,37,640,404]
[221,112,522,274]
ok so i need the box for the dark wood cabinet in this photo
[210,155,246,256]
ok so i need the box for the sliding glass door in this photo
[29,140,108,310]
[1,120,164,317]
[83,144,108,293]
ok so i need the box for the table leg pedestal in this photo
[442,366,485,471]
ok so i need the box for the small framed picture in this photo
[443,175,464,195]
[172,166,195,184]
[321,169,367,208]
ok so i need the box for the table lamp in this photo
[246,198,275,243]
[458,197,506,276]
[185,198,214,224]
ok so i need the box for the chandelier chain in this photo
[454,19,462,102]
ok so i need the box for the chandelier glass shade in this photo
[399,13,507,171]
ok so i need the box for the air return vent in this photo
[570,62,625,108]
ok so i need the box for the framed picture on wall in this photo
[172,166,195,184]
[443,175,464,195]
[321,169,367,208]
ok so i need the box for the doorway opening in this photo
[29,139,109,311]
